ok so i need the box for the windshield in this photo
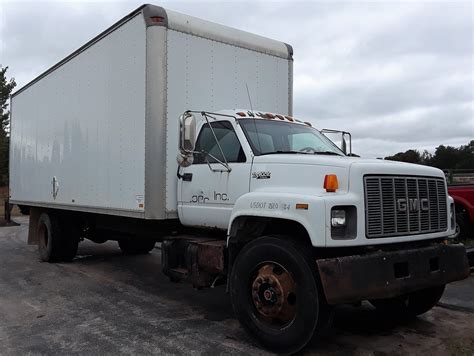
[239,119,345,156]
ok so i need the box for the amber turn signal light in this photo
[324,174,339,192]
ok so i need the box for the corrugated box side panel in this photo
[165,30,290,214]
[10,14,147,216]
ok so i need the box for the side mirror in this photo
[179,112,196,153]
[321,129,352,155]
[178,112,196,167]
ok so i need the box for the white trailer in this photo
[8,4,469,353]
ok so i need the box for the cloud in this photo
[0,0,472,158]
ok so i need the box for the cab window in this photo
[194,121,246,164]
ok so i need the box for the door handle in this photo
[177,167,193,181]
[182,173,193,182]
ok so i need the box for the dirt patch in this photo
[447,337,474,356]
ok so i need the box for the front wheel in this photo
[230,236,322,354]
[370,285,445,318]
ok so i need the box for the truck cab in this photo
[167,109,470,352]
[177,109,457,248]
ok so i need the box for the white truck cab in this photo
[177,109,456,248]
[168,109,470,352]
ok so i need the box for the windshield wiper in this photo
[260,150,311,156]
[313,151,344,156]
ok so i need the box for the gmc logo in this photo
[397,198,429,212]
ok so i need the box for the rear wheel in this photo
[118,238,155,254]
[38,213,62,262]
[60,216,80,262]
[37,212,78,262]
[230,236,324,354]
[370,285,445,318]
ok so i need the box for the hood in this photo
[254,154,444,177]
[251,154,445,196]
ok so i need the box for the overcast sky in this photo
[0,0,472,158]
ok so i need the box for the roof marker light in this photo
[236,112,246,117]
[304,121,312,127]
[265,113,275,119]
[150,16,165,23]
[275,114,285,120]
[285,115,294,122]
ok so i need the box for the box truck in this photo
[8,4,470,353]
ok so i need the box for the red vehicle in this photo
[449,185,474,239]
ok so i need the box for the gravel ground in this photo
[0,216,473,355]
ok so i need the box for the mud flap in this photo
[27,208,42,245]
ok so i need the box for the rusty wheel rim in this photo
[251,262,297,325]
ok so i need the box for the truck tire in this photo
[118,239,155,254]
[370,285,445,318]
[60,219,80,262]
[230,236,321,354]
[37,213,64,262]
[455,205,472,240]
[37,212,79,262]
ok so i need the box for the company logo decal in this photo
[252,171,271,179]
[190,191,229,203]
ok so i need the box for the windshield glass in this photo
[239,119,345,156]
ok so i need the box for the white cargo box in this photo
[9,4,293,220]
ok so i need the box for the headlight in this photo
[331,206,357,240]
[331,209,346,227]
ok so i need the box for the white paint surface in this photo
[10,14,147,214]
[165,30,290,213]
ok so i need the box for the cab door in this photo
[178,120,251,229]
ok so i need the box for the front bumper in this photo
[317,244,470,305]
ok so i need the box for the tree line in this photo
[385,141,474,170]
[0,66,16,186]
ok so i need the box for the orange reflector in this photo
[265,113,275,119]
[296,203,309,210]
[324,174,339,192]
[236,112,246,117]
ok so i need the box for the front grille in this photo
[365,175,448,238]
